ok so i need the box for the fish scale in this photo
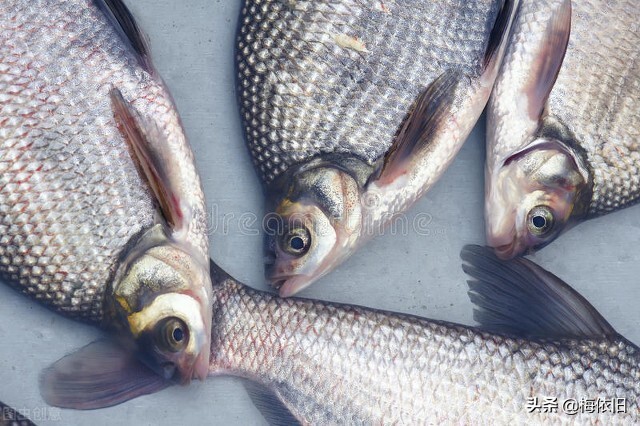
[209,274,640,424]
[0,0,208,321]
[237,0,500,185]
[239,0,512,295]
[485,0,640,258]
[545,0,640,215]
[1,0,213,409]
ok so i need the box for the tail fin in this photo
[461,245,616,340]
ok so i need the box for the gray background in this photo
[1,1,639,425]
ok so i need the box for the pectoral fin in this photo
[483,0,518,71]
[40,340,170,410]
[461,245,616,339]
[526,0,572,118]
[110,88,187,233]
[373,70,461,186]
[243,381,302,426]
[94,0,152,71]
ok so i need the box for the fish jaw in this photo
[484,168,521,259]
[275,274,320,299]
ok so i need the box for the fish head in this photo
[265,167,363,297]
[485,139,589,259]
[110,240,212,384]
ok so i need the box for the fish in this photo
[1,0,212,409]
[485,0,640,258]
[0,401,37,426]
[236,0,519,296]
[208,246,640,424]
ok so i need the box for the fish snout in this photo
[485,215,520,260]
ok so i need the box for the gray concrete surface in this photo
[1,1,639,425]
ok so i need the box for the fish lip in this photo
[268,273,314,297]
[493,243,516,260]
[192,351,210,381]
[278,276,312,298]
[272,279,286,290]
[173,351,209,384]
[486,232,519,260]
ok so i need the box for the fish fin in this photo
[373,70,460,186]
[460,245,617,340]
[110,88,186,232]
[527,0,572,117]
[243,381,302,426]
[40,340,170,410]
[0,401,38,426]
[483,0,518,70]
[94,0,152,70]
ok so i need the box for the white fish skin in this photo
[1,0,212,409]
[238,0,519,296]
[208,247,640,424]
[486,0,640,258]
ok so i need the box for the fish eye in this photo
[280,226,311,256]
[527,206,554,236]
[155,317,189,353]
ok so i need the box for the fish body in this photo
[237,0,517,295]
[1,0,211,408]
[485,0,640,258]
[209,247,640,424]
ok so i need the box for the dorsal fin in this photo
[95,0,151,70]
[461,245,616,340]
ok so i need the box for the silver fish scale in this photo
[237,0,501,185]
[210,280,640,424]
[0,0,208,322]
[546,0,640,215]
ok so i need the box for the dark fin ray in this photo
[40,340,170,410]
[110,88,185,231]
[528,0,572,117]
[243,381,301,426]
[94,0,151,70]
[460,245,616,339]
[0,401,38,426]
[483,0,517,69]
[374,70,460,185]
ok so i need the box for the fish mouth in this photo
[486,231,520,260]
[173,350,209,384]
[264,249,314,297]
[269,274,315,298]
[493,242,517,260]
[191,351,210,381]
